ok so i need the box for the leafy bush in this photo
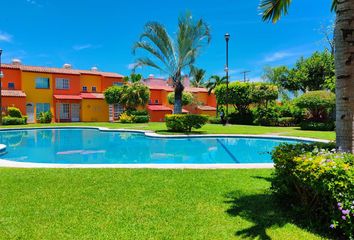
[278,117,295,127]
[119,112,134,123]
[277,102,304,124]
[252,106,279,126]
[2,116,26,125]
[165,114,208,132]
[208,117,221,124]
[295,90,335,121]
[167,92,194,106]
[228,110,254,125]
[129,109,148,116]
[38,111,52,123]
[133,115,149,123]
[7,107,23,118]
[271,142,354,238]
[300,121,335,131]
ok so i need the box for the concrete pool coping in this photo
[0,126,331,169]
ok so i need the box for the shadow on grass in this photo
[225,190,329,239]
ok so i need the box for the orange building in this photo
[1,60,216,123]
[1,61,124,122]
[144,75,217,122]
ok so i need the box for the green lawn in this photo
[0,122,335,140]
[0,168,327,240]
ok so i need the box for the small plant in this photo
[119,112,134,123]
[38,111,52,123]
[2,116,26,125]
[165,114,208,132]
[208,117,221,124]
[7,107,23,118]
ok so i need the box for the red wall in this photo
[101,76,124,91]
[2,97,26,115]
[2,68,22,90]
[148,110,172,122]
[52,74,81,95]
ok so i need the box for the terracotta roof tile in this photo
[147,105,172,111]
[1,90,26,97]
[197,105,217,111]
[54,95,82,100]
[80,92,105,99]
[2,64,124,78]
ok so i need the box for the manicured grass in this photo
[0,122,335,140]
[0,168,326,239]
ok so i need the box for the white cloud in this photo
[73,44,93,51]
[264,51,294,63]
[26,0,42,7]
[0,31,12,43]
[127,63,138,70]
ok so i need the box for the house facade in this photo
[1,61,217,123]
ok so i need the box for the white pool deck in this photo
[0,126,330,169]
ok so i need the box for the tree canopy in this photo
[168,92,194,106]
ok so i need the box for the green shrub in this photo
[133,115,149,123]
[208,117,221,124]
[2,116,26,125]
[129,109,148,116]
[167,92,194,106]
[119,112,134,123]
[228,110,254,125]
[165,114,208,132]
[252,106,279,126]
[277,102,304,124]
[277,117,295,127]
[295,90,335,121]
[38,111,52,123]
[300,121,335,131]
[7,107,23,118]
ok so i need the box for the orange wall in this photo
[52,74,81,95]
[207,94,217,107]
[101,76,124,91]
[2,97,26,115]
[148,110,172,122]
[2,68,22,90]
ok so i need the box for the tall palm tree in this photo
[206,75,227,116]
[190,66,206,87]
[259,0,354,153]
[133,13,211,114]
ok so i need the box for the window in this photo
[92,86,97,92]
[113,82,123,86]
[114,104,124,119]
[36,103,50,119]
[8,82,15,89]
[35,77,50,89]
[155,99,159,104]
[56,78,70,90]
[82,86,87,92]
[59,103,70,119]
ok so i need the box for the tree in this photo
[104,83,150,111]
[262,65,293,99]
[123,73,143,83]
[206,75,227,95]
[168,92,194,106]
[133,12,211,114]
[259,0,354,152]
[190,67,206,87]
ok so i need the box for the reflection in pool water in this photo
[0,128,304,164]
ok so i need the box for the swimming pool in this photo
[0,128,312,164]
[0,128,309,165]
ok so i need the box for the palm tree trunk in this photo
[174,81,184,114]
[335,0,354,152]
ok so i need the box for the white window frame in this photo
[92,86,97,92]
[36,103,50,119]
[113,104,124,119]
[8,82,15,89]
[56,78,70,90]
[82,86,88,92]
[113,82,123,86]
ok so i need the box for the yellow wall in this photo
[80,74,102,92]
[81,99,109,122]
[21,71,54,122]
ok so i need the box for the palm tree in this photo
[259,0,354,153]
[206,75,227,116]
[190,66,206,87]
[133,13,211,114]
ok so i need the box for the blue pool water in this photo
[0,128,305,164]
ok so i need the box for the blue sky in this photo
[0,0,334,81]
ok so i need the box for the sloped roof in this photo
[197,105,217,111]
[2,64,124,78]
[1,90,26,97]
[54,95,82,100]
[147,105,172,111]
[80,92,105,99]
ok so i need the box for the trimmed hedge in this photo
[2,116,26,125]
[208,117,221,124]
[7,107,22,118]
[271,142,354,238]
[165,114,208,132]
[133,115,149,123]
